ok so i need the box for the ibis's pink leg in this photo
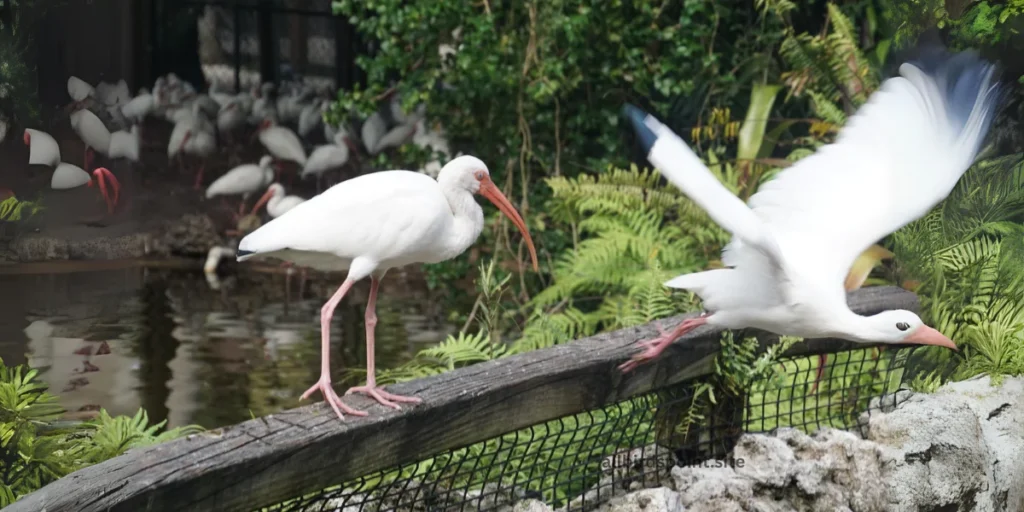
[300,278,368,420]
[811,354,827,393]
[619,316,708,373]
[344,276,422,408]
[193,165,205,190]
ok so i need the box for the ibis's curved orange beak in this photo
[89,167,121,215]
[478,176,539,272]
[904,325,958,351]
[251,186,276,216]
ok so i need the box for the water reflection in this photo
[0,264,457,428]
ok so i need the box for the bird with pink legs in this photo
[236,155,539,420]
[617,45,1001,374]
[205,155,275,220]
[24,128,120,215]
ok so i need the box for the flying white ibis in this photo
[235,155,540,419]
[206,155,275,216]
[617,46,1003,374]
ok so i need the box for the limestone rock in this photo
[599,488,682,512]
[867,375,1024,512]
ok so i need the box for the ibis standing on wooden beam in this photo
[235,155,539,420]
[618,45,1005,374]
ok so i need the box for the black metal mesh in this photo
[258,344,923,512]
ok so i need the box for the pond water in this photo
[0,262,459,429]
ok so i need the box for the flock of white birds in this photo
[22,72,455,221]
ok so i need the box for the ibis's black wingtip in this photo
[623,104,657,154]
[236,249,254,259]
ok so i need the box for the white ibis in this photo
[107,125,141,163]
[235,155,539,419]
[618,46,1003,373]
[182,127,217,189]
[250,182,305,218]
[258,119,306,165]
[257,119,306,184]
[67,76,94,110]
[121,89,155,125]
[69,109,111,171]
[302,131,356,192]
[298,98,327,139]
[51,164,120,215]
[24,129,60,167]
[206,155,274,216]
[360,112,387,155]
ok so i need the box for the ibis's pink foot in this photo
[301,376,368,420]
[619,317,708,373]
[344,385,421,410]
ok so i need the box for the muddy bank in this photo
[2,211,224,263]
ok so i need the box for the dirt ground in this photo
[0,107,347,263]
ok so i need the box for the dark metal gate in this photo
[148,0,365,93]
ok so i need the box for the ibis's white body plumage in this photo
[121,92,155,124]
[67,76,94,102]
[302,133,351,179]
[108,125,141,162]
[206,156,274,199]
[238,169,480,274]
[259,124,307,165]
[260,183,307,218]
[619,47,1003,372]
[217,101,247,134]
[70,109,111,154]
[25,129,60,167]
[51,163,91,189]
[360,112,387,155]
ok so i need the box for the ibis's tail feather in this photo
[623,105,785,266]
[236,248,256,261]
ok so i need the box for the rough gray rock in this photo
[670,428,887,512]
[867,375,1024,512]
[599,488,682,512]
[593,376,1024,512]
[152,213,223,257]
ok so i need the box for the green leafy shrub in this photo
[0,357,201,506]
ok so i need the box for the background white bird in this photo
[206,155,275,215]
[618,46,1003,373]
[250,182,305,218]
[235,155,540,420]
[24,129,60,167]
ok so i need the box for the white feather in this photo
[24,129,60,167]
[51,163,90,189]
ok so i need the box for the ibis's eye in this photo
[896,322,910,331]
[474,171,486,181]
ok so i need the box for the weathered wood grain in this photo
[7,286,918,512]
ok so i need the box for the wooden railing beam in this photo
[7,286,919,512]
